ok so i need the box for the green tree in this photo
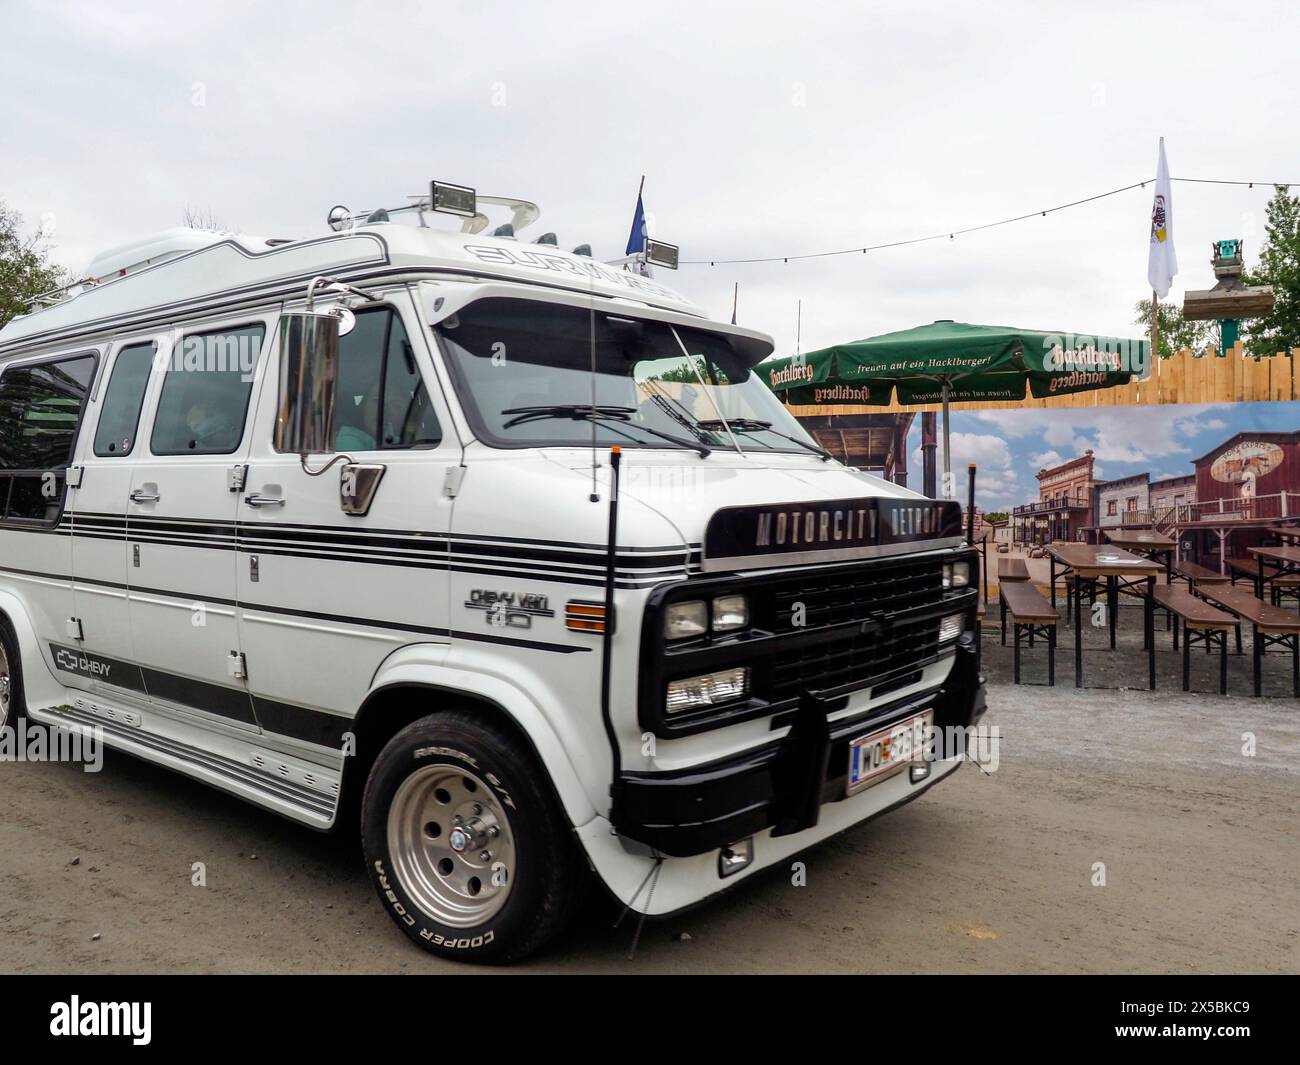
[0,199,69,328]
[1242,185,1300,357]
[1132,297,1213,358]
[983,511,1008,524]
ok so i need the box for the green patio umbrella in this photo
[761,320,1145,495]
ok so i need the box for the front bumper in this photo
[611,631,986,857]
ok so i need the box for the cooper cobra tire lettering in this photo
[362,711,587,963]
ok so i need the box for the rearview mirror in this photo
[275,311,341,454]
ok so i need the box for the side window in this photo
[94,342,156,456]
[381,315,442,449]
[0,353,97,523]
[151,324,264,455]
[333,309,441,452]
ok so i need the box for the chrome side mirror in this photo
[275,311,341,454]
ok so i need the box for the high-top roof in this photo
[0,223,708,355]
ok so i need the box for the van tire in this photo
[0,617,25,730]
[361,710,587,963]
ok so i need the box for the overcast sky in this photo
[2,0,1297,356]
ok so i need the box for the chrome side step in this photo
[32,702,339,828]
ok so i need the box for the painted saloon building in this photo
[1173,431,1300,570]
[1013,450,1096,545]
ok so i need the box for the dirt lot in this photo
[2,621,1298,974]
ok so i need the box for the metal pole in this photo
[966,463,977,546]
[941,379,952,498]
[1151,288,1160,360]
[599,447,623,797]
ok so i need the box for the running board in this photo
[31,701,340,828]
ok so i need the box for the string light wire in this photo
[683,176,1294,266]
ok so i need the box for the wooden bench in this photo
[1227,558,1263,585]
[1000,581,1057,685]
[1270,573,1300,610]
[997,557,1031,582]
[1171,559,1231,590]
[1152,586,1236,693]
[1196,585,1300,697]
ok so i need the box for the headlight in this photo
[938,612,965,643]
[944,561,971,589]
[666,667,750,714]
[664,600,708,640]
[711,594,749,632]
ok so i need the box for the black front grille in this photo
[764,556,945,633]
[769,615,942,701]
[761,556,946,699]
[640,552,967,738]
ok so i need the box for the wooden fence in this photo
[786,347,1299,416]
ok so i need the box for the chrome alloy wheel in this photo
[386,764,517,927]
[0,646,10,728]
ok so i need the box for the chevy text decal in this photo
[703,497,962,570]
[48,643,145,691]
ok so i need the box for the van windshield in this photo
[434,298,823,456]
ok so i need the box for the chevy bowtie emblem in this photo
[859,612,889,636]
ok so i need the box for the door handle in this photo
[129,488,160,504]
[244,494,285,509]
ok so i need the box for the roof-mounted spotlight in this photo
[430,180,477,218]
[645,238,680,270]
[572,244,593,257]
[326,205,353,232]
[533,232,558,246]
[492,223,515,239]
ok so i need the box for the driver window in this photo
[334,309,441,452]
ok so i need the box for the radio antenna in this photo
[588,278,600,502]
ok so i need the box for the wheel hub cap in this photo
[386,764,517,928]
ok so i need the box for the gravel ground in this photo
[1,621,1297,974]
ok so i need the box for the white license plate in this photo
[846,710,934,795]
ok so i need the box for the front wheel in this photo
[361,710,587,963]
[0,618,24,730]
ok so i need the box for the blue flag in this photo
[625,189,646,255]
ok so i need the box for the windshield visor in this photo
[435,298,821,454]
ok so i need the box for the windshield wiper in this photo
[501,405,712,457]
[696,418,833,461]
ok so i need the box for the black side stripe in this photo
[6,564,591,655]
[70,511,701,569]
[49,640,352,748]
[58,512,696,584]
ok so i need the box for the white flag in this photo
[1147,137,1177,298]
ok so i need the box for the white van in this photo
[0,187,984,962]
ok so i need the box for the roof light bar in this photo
[645,238,680,270]
[430,181,477,218]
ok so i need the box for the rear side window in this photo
[0,352,97,523]
[94,342,156,456]
[151,324,264,455]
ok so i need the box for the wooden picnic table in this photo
[1247,544,1300,598]
[1048,543,1161,690]
[1103,530,1177,582]
[1266,525,1300,545]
